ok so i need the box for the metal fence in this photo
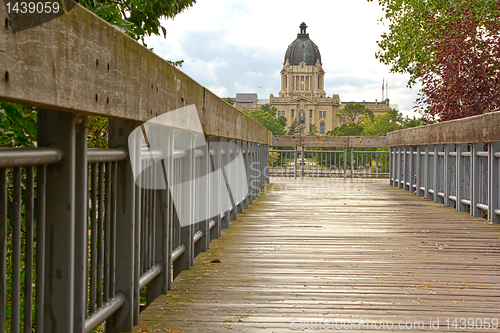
[269,147,389,178]
[0,112,269,333]
[390,142,500,224]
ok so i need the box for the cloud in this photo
[145,0,420,117]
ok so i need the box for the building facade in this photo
[268,22,390,135]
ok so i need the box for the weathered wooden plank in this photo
[387,111,500,146]
[271,135,302,147]
[0,5,271,144]
[301,136,349,148]
[271,136,386,148]
[349,136,387,148]
[136,179,500,332]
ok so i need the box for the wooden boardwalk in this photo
[136,179,500,332]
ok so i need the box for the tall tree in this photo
[78,0,196,48]
[368,0,499,86]
[415,3,500,123]
[308,124,319,136]
[337,103,374,124]
[243,108,286,135]
[287,119,301,135]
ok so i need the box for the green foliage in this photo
[368,0,499,86]
[222,97,234,105]
[243,108,285,135]
[326,122,364,136]
[0,102,37,147]
[337,103,374,124]
[87,117,109,148]
[260,104,277,117]
[78,0,196,47]
[307,124,319,136]
[327,108,421,137]
[287,119,301,135]
[277,116,287,129]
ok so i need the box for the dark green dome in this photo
[284,22,322,66]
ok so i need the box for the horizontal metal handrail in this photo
[194,149,204,158]
[461,199,471,206]
[476,151,488,157]
[171,244,186,262]
[476,203,489,211]
[193,230,204,243]
[84,294,125,333]
[88,148,127,163]
[461,152,471,157]
[0,147,62,167]
[139,264,162,289]
[172,149,187,160]
[449,152,457,157]
[141,148,163,160]
[209,220,216,230]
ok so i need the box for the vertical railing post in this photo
[424,145,432,200]
[456,143,468,212]
[471,143,483,217]
[209,137,221,239]
[220,138,230,229]
[241,141,249,210]
[402,146,407,190]
[107,119,137,332]
[294,146,298,179]
[174,131,195,278]
[350,148,354,179]
[343,147,347,179]
[146,125,173,306]
[396,146,401,188]
[38,109,78,332]
[444,144,454,207]
[301,146,305,178]
[434,144,443,204]
[489,142,500,224]
[416,146,423,196]
[408,146,414,193]
[389,147,394,186]
[74,115,88,333]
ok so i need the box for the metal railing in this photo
[388,112,500,224]
[0,130,268,333]
[269,146,389,178]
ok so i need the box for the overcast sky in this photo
[145,0,421,117]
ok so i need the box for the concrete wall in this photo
[387,112,500,146]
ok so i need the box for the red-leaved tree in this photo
[415,3,500,124]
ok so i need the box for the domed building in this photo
[268,22,390,135]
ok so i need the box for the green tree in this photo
[368,0,499,86]
[222,97,234,105]
[261,104,278,117]
[78,0,196,48]
[287,119,301,135]
[336,103,374,124]
[308,124,319,136]
[0,102,37,147]
[326,122,364,136]
[361,108,413,136]
[277,116,287,129]
[243,108,285,135]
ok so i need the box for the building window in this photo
[305,76,310,90]
[320,122,325,134]
[323,111,326,118]
[278,111,281,116]
[291,110,294,118]
[299,112,305,125]
[295,76,300,90]
[282,111,285,117]
[309,110,312,117]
